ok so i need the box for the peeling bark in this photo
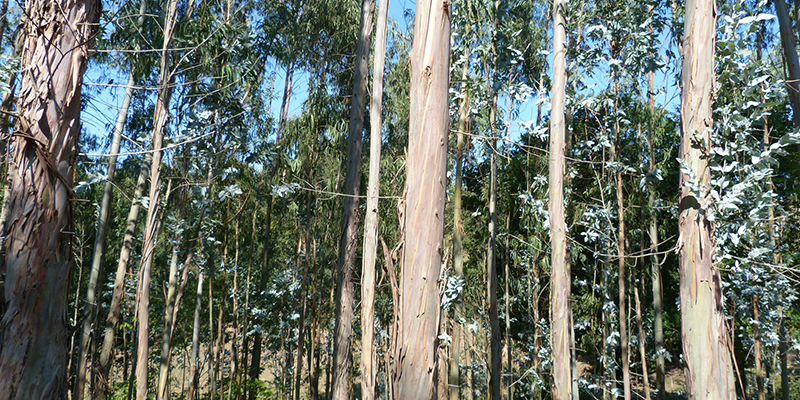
[393,0,451,398]
[0,0,99,397]
[677,0,736,397]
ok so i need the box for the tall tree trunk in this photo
[95,151,150,400]
[449,57,470,400]
[393,1,451,399]
[135,0,179,397]
[678,0,736,397]
[487,85,501,400]
[613,80,631,400]
[332,0,374,398]
[187,271,204,400]
[0,0,99,397]
[74,57,138,400]
[647,49,665,400]
[774,0,800,128]
[361,1,389,399]
[550,0,572,398]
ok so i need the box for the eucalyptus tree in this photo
[393,0,451,398]
[550,0,572,397]
[360,1,390,399]
[133,0,180,397]
[73,2,148,398]
[332,0,374,398]
[0,0,99,397]
[677,0,736,396]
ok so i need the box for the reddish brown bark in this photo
[0,0,99,397]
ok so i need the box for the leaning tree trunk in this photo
[393,1,451,399]
[135,0,179,397]
[677,0,736,398]
[549,0,572,398]
[360,0,389,399]
[0,0,99,397]
[331,0,374,398]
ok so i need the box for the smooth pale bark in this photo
[187,271,204,400]
[360,1,389,399]
[647,46,665,400]
[135,0,179,397]
[393,1,451,398]
[549,0,572,398]
[487,92,501,400]
[0,0,98,397]
[678,0,736,397]
[775,0,800,128]
[95,153,150,400]
[449,58,470,400]
[332,0,374,398]
[74,64,138,400]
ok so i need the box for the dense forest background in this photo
[0,0,798,399]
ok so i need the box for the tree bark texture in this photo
[449,57,470,400]
[332,0,374,398]
[393,1,451,399]
[678,0,736,397]
[550,0,572,398]
[361,0,389,399]
[0,0,99,397]
[135,0,179,397]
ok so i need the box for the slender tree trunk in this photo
[779,309,789,400]
[332,0,374,398]
[647,51,665,400]
[135,0,179,397]
[487,85,501,400]
[360,1,389,399]
[550,0,572,398]
[393,1,451,399]
[293,225,310,400]
[613,80,631,400]
[753,296,765,400]
[775,0,800,128]
[634,286,651,400]
[187,271,204,400]
[0,0,98,396]
[74,59,138,400]
[450,56,470,400]
[678,0,736,397]
[156,173,194,400]
[95,151,150,400]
